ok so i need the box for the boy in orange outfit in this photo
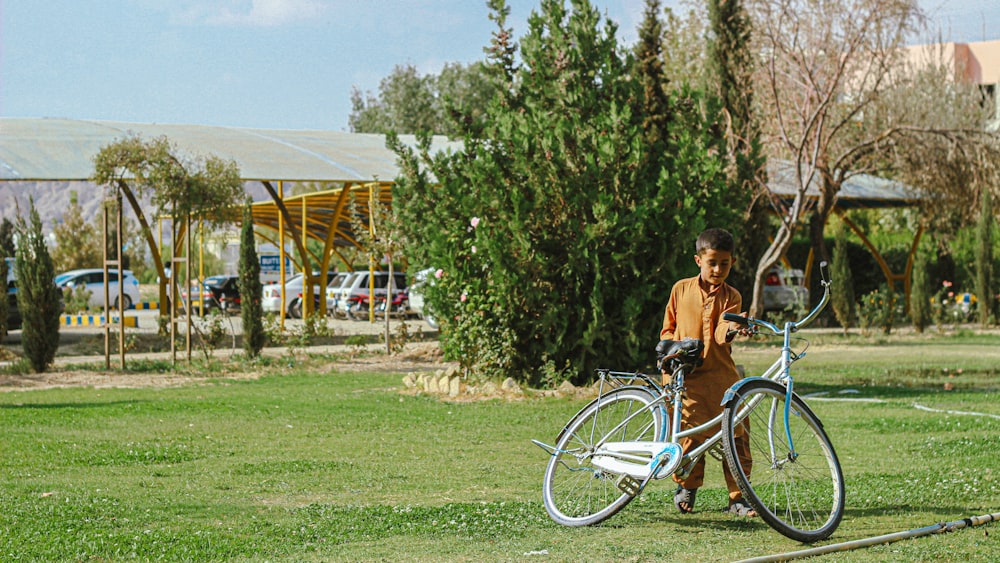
[660,227,756,516]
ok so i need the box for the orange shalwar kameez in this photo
[660,275,750,501]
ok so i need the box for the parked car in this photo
[262,271,338,317]
[762,267,808,312]
[54,268,141,310]
[336,271,408,320]
[180,275,241,314]
[288,272,352,318]
[323,272,355,318]
[408,268,438,328]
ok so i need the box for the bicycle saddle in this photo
[655,338,704,368]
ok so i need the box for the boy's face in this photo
[695,248,735,287]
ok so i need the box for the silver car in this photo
[55,268,141,310]
[762,268,808,312]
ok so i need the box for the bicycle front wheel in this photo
[722,379,844,542]
[542,386,664,527]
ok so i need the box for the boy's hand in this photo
[725,313,756,340]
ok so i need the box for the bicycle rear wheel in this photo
[722,379,844,542]
[542,387,664,526]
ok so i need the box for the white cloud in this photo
[181,0,331,27]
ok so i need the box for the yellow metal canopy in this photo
[249,181,395,275]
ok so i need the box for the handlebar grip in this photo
[723,313,749,325]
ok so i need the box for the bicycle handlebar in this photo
[724,262,832,336]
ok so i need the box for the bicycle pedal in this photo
[615,474,640,496]
[708,444,725,462]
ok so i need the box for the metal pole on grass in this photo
[736,512,1000,563]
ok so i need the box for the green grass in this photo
[1,333,999,561]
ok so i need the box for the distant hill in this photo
[1,181,271,233]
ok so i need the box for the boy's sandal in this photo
[726,500,757,517]
[674,486,697,514]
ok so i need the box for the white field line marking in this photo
[803,391,1000,418]
[911,403,1000,420]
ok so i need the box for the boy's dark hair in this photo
[696,228,735,255]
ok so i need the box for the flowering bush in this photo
[931,281,977,327]
[857,286,896,335]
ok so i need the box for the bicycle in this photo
[532,267,844,542]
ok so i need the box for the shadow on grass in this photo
[794,381,1000,398]
[0,399,147,410]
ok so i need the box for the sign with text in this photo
[259,254,292,273]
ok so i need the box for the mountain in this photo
[1,181,271,233]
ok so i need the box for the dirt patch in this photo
[0,342,452,393]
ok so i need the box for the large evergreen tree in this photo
[238,199,265,358]
[390,0,732,385]
[15,200,62,372]
[706,0,767,296]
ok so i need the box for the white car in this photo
[407,268,438,328]
[55,268,141,310]
[261,271,337,316]
[336,271,408,319]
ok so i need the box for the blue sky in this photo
[1,0,997,132]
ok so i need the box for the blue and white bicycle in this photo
[533,268,844,542]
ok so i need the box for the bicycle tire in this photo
[542,386,665,526]
[722,379,844,542]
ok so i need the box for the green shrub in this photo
[61,285,94,314]
[857,286,897,336]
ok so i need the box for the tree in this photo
[706,0,768,294]
[349,62,498,137]
[909,246,932,333]
[975,188,994,326]
[350,64,436,134]
[744,0,923,315]
[346,184,406,354]
[390,0,732,384]
[830,218,855,331]
[239,198,265,358]
[93,135,245,315]
[0,257,8,340]
[51,191,101,273]
[0,218,15,257]
[14,199,61,372]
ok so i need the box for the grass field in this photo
[0,330,998,561]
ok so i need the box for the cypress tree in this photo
[15,199,62,372]
[910,248,932,333]
[830,218,855,332]
[238,199,265,358]
[975,189,994,326]
[0,257,9,340]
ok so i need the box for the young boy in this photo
[660,227,756,517]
